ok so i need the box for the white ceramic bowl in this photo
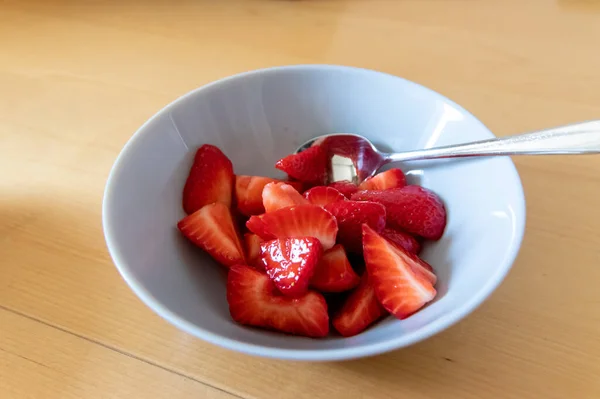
[102,65,525,361]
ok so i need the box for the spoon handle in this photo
[385,120,600,162]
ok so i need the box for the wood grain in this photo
[0,309,239,399]
[1,0,600,398]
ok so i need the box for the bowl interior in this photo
[103,66,525,361]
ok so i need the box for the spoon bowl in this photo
[296,133,384,184]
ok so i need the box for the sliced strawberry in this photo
[235,175,273,216]
[332,274,388,337]
[182,145,234,214]
[378,229,437,285]
[275,145,328,186]
[381,228,421,255]
[227,265,329,338]
[352,185,447,240]
[310,244,360,293]
[235,176,306,217]
[328,181,359,198]
[324,201,386,253]
[303,186,346,207]
[244,233,263,268]
[358,168,406,191]
[246,204,338,250]
[362,225,436,319]
[245,215,273,240]
[262,182,308,213]
[260,237,322,297]
[234,176,285,216]
[177,203,245,267]
[411,255,437,285]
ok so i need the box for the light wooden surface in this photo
[1,0,600,398]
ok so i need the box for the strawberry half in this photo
[324,200,386,253]
[235,175,274,216]
[332,274,388,337]
[377,230,436,284]
[328,181,359,198]
[303,186,346,207]
[362,224,436,319]
[411,255,437,285]
[358,168,406,191]
[246,204,338,250]
[260,237,322,297]
[352,185,447,240]
[310,244,360,293]
[245,215,272,240]
[177,203,245,267]
[244,233,263,268]
[227,265,329,338]
[182,145,234,214]
[381,228,421,255]
[262,182,308,213]
[275,145,328,186]
[235,176,304,217]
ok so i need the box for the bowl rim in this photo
[102,64,526,361]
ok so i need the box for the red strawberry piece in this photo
[411,255,437,285]
[303,186,346,207]
[260,237,322,297]
[235,176,305,217]
[235,175,274,216]
[177,203,245,267]
[246,204,338,250]
[332,274,388,337]
[245,215,273,240]
[324,200,386,253]
[376,229,437,285]
[310,244,360,293]
[275,145,328,186]
[235,175,295,216]
[262,182,308,213]
[362,225,436,319]
[380,228,421,255]
[182,145,234,214]
[351,185,446,240]
[244,233,263,268]
[328,181,359,198]
[358,168,406,191]
[227,265,329,338]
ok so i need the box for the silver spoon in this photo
[296,120,600,185]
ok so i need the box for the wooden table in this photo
[2,1,600,398]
